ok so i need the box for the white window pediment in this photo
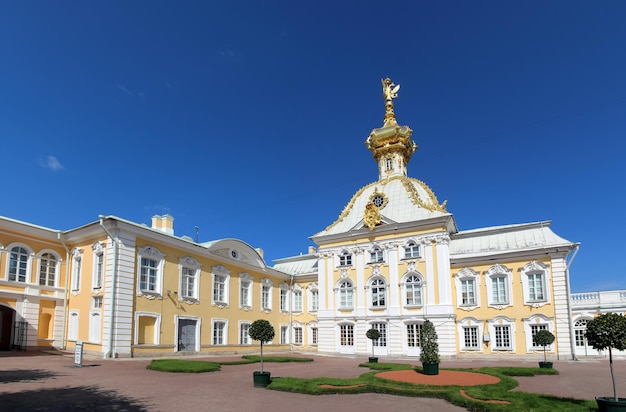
[485,264,512,309]
[521,260,550,307]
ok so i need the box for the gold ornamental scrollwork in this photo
[364,202,381,231]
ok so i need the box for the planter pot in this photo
[538,361,553,369]
[368,357,378,363]
[596,397,626,412]
[422,362,439,376]
[253,371,271,388]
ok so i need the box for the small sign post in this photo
[74,341,83,367]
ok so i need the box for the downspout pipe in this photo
[99,217,119,359]
[57,232,70,350]
[564,244,580,361]
[289,274,294,352]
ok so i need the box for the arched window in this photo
[404,241,421,259]
[338,280,354,309]
[369,246,384,263]
[371,278,386,308]
[574,318,590,348]
[338,250,352,266]
[9,246,30,283]
[404,275,423,306]
[39,253,57,287]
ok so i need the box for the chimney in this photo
[151,214,174,235]
[308,246,317,255]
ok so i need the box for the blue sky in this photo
[1,1,625,292]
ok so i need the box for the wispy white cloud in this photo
[116,84,133,96]
[39,155,64,171]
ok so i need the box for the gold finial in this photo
[381,77,400,125]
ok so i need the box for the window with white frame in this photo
[39,252,57,287]
[213,320,227,345]
[340,324,354,347]
[71,248,83,291]
[369,246,384,263]
[494,325,511,350]
[261,278,272,311]
[485,264,512,307]
[212,265,230,306]
[293,287,303,312]
[239,273,252,309]
[280,325,288,344]
[530,324,548,348]
[403,273,423,306]
[406,323,422,347]
[372,323,387,347]
[92,242,105,290]
[338,279,354,309]
[293,325,303,345]
[338,250,352,266]
[574,318,590,348]
[385,157,393,171]
[92,296,103,308]
[404,241,421,259]
[521,261,549,305]
[309,323,318,346]
[309,286,319,312]
[8,245,30,283]
[240,322,251,345]
[370,277,386,308]
[137,246,164,296]
[279,283,289,312]
[463,326,479,349]
[179,257,199,301]
[455,268,480,309]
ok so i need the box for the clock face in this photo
[372,194,385,208]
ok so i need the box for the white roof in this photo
[313,176,449,237]
[273,254,318,275]
[450,221,576,259]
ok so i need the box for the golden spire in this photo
[381,77,400,126]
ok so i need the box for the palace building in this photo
[1,79,624,359]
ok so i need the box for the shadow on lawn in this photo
[0,386,149,411]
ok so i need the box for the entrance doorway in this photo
[0,305,15,351]
[177,318,197,351]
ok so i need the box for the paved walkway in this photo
[1,350,624,411]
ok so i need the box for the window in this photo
[239,273,252,308]
[574,319,589,348]
[491,277,507,304]
[404,241,420,259]
[494,325,511,350]
[71,248,83,292]
[9,246,30,283]
[311,325,318,346]
[213,321,226,345]
[338,250,352,266]
[293,290,303,312]
[261,279,272,311]
[240,323,251,345]
[461,279,475,305]
[137,246,164,296]
[212,265,230,306]
[372,323,387,347]
[340,324,354,346]
[92,242,105,290]
[39,252,57,287]
[293,326,303,345]
[369,247,384,263]
[338,280,354,309]
[463,326,479,349]
[92,296,103,308]
[280,325,288,344]
[530,324,548,348]
[385,157,393,170]
[404,274,423,306]
[486,264,512,308]
[309,289,319,312]
[179,257,199,301]
[280,289,287,312]
[406,323,422,347]
[371,278,386,308]
[521,261,550,305]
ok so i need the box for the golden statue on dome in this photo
[381,78,400,126]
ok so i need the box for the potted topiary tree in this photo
[248,319,275,388]
[366,328,381,363]
[534,329,555,368]
[585,312,626,411]
[419,319,440,375]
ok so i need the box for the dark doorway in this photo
[0,305,15,351]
